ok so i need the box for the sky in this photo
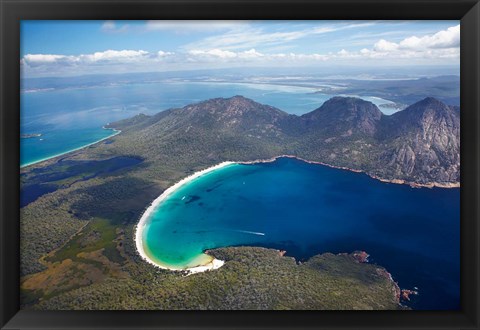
[21,20,460,78]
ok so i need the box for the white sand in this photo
[135,161,234,274]
[21,127,121,168]
[186,258,225,275]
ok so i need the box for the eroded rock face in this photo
[377,97,460,184]
[296,96,459,185]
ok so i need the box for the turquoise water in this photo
[143,157,459,310]
[20,81,395,167]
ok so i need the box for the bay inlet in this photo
[136,157,460,310]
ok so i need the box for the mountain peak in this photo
[327,96,371,104]
[383,96,459,142]
[302,96,383,136]
[416,97,446,107]
[422,96,439,102]
[229,95,250,101]
[314,96,382,117]
[193,95,269,110]
[167,95,291,137]
[395,97,454,120]
[225,95,263,107]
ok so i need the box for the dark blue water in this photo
[20,156,143,207]
[144,157,460,310]
[21,81,395,167]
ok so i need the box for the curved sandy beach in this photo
[135,161,235,274]
[136,154,459,275]
[21,127,121,168]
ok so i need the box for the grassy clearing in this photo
[47,218,124,265]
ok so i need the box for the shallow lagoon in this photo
[142,157,459,310]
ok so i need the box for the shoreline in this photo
[20,127,121,169]
[136,154,458,274]
[238,155,460,189]
[188,81,396,113]
[134,161,235,274]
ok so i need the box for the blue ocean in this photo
[143,157,460,310]
[20,81,396,167]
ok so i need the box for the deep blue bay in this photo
[142,157,460,310]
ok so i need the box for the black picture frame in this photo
[1,0,479,329]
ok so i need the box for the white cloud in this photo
[189,49,237,59]
[21,49,175,72]
[185,28,307,51]
[366,25,460,61]
[157,50,174,57]
[399,25,459,49]
[183,22,377,51]
[272,53,329,61]
[101,21,116,31]
[21,54,79,68]
[186,49,333,64]
[145,20,241,34]
[21,24,459,77]
[188,48,265,61]
[312,22,377,34]
[373,39,399,52]
[23,50,153,67]
[241,48,264,59]
[373,24,459,53]
[23,54,71,63]
[80,49,149,62]
[101,21,129,33]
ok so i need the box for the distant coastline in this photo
[20,127,121,169]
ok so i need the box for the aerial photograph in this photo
[20,20,460,310]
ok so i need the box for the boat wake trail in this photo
[234,230,266,236]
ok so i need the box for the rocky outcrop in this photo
[400,289,419,301]
[352,251,370,263]
[376,97,460,184]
